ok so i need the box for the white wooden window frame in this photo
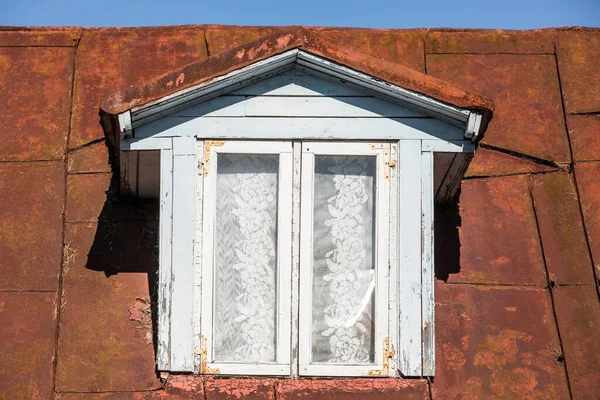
[200,140,293,376]
[115,51,487,377]
[128,135,467,377]
[298,142,390,377]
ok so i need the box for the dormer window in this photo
[102,41,493,378]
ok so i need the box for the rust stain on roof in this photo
[100,27,494,116]
[1,24,599,399]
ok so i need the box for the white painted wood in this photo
[173,136,196,156]
[387,141,399,377]
[277,151,293,367]
[169,136,197,371]
[230,72,366,97]
[200,141,217,373]
[465,111,483,139]
[290,142,301,378]
[157,146,173,371]
[398,139,423,377]
[244,96,426,118]
[204,363,290,376]
[131,50,299,127]
[172,95,246,118]
[118,110,132,137]
[173,94,427,118]
[124,50,477,136]
[298,149,314,376]
[298,142,389,377]
[193,140,204,374]
[123,50,484,376]
[136,116,464,142]
[121,136,173,150]
[297,364,387,377]
[421,151,435,376]
[296,51,471,127]
[200,140,293,376]
[422,140,475,153]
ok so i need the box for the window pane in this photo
[213,154,279,363]
[311,155,376,364]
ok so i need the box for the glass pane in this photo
[213,154,279,363]
[311,155,377,364]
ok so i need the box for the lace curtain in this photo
[311,155,376,364]
[213,154,279,363]
[210,152,376,365]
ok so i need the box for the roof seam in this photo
[553,46,600,300]
[529,178,574,399]
[0,45,79,48]
[100,28,494,117]
[478,143,561,168]
[51,28,80,398]
[425,51,555,55]
[464,169,560,180]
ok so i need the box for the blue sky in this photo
[1,0,598,29]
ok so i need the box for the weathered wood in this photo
[169,137,196,371]
[290,142,301,377]
[200,140,293,376]
[157,146,173,371]
[136,116,464,142]
[123,50,479,141]
[121,136,173,150]
[435,152,473,203]
[137,151,160,199]
[298,142,390,377]
[119,151,138,196]
[387,141,399,377]
[296,52,471,126]
[245,96,425,118]
[421,151,435,376]
[131,50,298,127]
[422,139,475,153]
[465,110,483,139]
[173,94,426,118]
[193,140,203,374]
[230,72,366,97]
[398,139,422,377]
[172,95,246,117]
[118,110,132,137]
[121,52,489,377]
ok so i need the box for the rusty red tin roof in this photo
[100,27,494,117]
[0,25,599,400]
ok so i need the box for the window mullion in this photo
[290,142,302,378]
[387,141,399,377]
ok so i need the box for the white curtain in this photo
[213,154,279,363]
[310,155,376,364]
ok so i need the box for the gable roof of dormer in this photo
[100,27,494,142]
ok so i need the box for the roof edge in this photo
[101,27,494,119]
[101,27,306,114]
